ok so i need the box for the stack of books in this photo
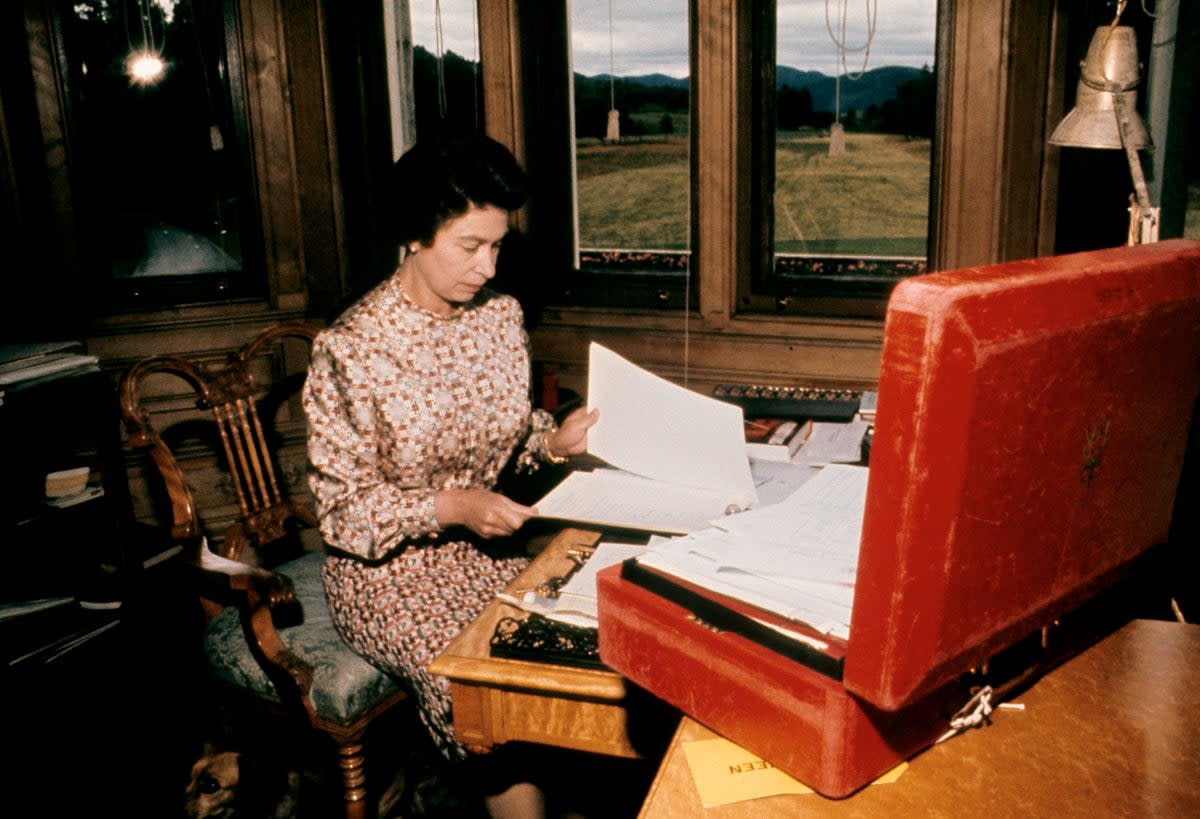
[0,341,100,392]
[0,596,121,669]
[744,416,814,462]
[858,391,878,423]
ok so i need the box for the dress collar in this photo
[388,274,468,320]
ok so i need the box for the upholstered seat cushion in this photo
[203,551,403,726]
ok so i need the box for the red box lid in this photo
[845,239,1200,709]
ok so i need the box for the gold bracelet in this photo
[541,434,568,465]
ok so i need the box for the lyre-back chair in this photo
[118,323,406,819]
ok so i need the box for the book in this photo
[6,616,121,668]
[0,352,100,386]
[0,596,94,668]
[858,390,878,422]
[0,341,83,369]
[43,485,105,509]
[744,417,814,462]
[534,343,758,535]
[0,596,75,623]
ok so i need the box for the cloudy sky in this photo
[410,1,936,78]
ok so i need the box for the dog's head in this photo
[183,744,300,819]
[184,747,241,819]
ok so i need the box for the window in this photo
[407,0,483,141]
[767,0,936,307]
[52,0,259,308]
[569,0,690,280]
[543,0,938,316]
[390,2,695,308]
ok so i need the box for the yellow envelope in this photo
[681,737,907,808]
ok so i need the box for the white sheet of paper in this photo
[714,463,869,557]
[586,342,756,501]
[535,469,745,535]
[632,464,871,638]
[636,535,854,638]
[647,534,855,611]
[794,418,871,467]
[749,459,822,506]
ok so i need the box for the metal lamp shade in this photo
[1049,25,1151,150]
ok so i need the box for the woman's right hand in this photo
[435,487,536,539]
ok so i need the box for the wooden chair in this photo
[118,323,407,819]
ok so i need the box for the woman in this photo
[302,135,598,818]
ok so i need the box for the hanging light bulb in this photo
[126,49,166,85]
[125,0,168,86]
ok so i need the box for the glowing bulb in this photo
[126,50,166,85]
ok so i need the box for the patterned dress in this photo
[302,274,556,760]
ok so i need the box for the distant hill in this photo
[588,72,688,90]
[776,65,928,114]
[581,64,930,115]
[409,46,931,137]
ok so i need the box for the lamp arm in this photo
[1113,89,1159,243]
[1113,89,1151,212]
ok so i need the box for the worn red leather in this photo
[597,239,1200,797]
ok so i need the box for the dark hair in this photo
[387,135,528,247]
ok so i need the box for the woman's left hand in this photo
[548,406,599,458]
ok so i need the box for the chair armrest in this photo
[191,540,320,723]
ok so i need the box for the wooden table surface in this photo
[430,527,676,759]
[638,618,1200,818]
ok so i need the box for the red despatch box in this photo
[597,239,1200,798]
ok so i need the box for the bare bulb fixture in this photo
[125,0,170,86]
[126,49,166,85]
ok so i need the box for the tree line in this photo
[777,69,935,138]
[413,46,935,141]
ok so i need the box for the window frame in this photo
[47,0,267,311]
[8,0,337,332]
[482,2,1062,324]
[508,1,954,320]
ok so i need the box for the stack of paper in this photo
[535,343,758,534]
[634,463,869,640]
[529,342,871,640]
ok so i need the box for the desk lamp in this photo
[1049,23,1159,245]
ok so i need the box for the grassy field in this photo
[575,137,692,249]
[575,133,1200,253]
[774,132,930,255]
[575,131,932,256]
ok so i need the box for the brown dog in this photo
[183,743,300,819]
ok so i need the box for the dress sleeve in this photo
[302,333,439,560]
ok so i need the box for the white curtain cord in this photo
[609,0,617,110]
[434,0,448,119]
[825,0,878,81]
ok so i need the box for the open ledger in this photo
[533,342,758,534]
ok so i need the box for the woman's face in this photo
[403,204,509,315]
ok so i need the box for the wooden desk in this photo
[430,527,674,758]
[638,618,1200,818]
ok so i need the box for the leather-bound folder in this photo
[597,239,1200,798]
